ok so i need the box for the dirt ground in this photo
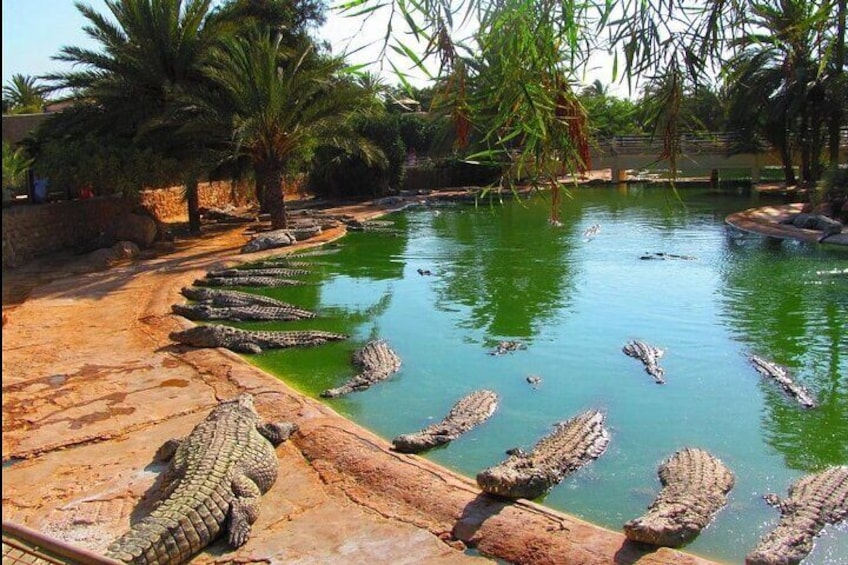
[2,193,718,565]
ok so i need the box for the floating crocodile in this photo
[172,303,316,322]
[489,341,526,356]
[170,325,347,354]
[639,252,698,261]
[207,267,311,278]
[180,287,296,309]
[749,355,817,408]
[105,394,297,565]
[476,409,610,499]
[392,390,499,453]
[195,276,306,288]
[583,223,601,240]
[746,466,848,565]
[320,340,401,398]
[623,448,735,547]
[623,340,666,384]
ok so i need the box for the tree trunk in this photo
[256,163,287,230]
[777,136,796,186]
[186,175,201,235]
[829,0,847,168]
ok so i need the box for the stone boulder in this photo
[113,213,158,249]
[790,213,843,235]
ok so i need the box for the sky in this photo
[2,0,631,97]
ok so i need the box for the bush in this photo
[308,114,406,198]
[35,133,183,198]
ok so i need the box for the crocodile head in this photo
[217,393,258,415]
[170,324,230,347]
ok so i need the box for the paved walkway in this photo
[3,196,717,565]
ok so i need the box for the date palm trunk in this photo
[256,162,287,230]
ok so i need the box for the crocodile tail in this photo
[105,499,223,565]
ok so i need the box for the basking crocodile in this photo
[746,466,847,565]
[180,287,296,309]
[749,355,817,408]
[623,448,735,547]
[476,409,610,499]
[623,340,666,384]
[170,325,347,354]
[105,394,297,565]
[392,390,499,453]
[195,276,306,288]
[172,303,316,322]
[207,267,311,278]
[320,340,401,398]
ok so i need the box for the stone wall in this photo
[2,197,130,268]
[2,179,260,269]
[138,179,254,222]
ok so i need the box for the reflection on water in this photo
[718,239,848,470]
[251,186,847,564]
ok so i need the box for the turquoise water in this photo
[244,186,847,564]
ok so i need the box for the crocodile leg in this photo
[228,474,263,547]
[257,422,298,445]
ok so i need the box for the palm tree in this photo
[202,27,385,229]
[44,0,227,233]
[723,0,835,184]
[2,74,47,114]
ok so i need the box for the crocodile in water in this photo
[476,409,610,499]
[746,466,847,565]
[105,394,297,565]
[181,286,298,309]
[195,276,306,288]
[749,355,817,408]
[320,340,401,398]
[172,303,316,322]
[392,390,499,453]
[488,340,526,356]
[170,325,347,354]
[623,447,735,547]
[207,267,311,278]
[623,340,666,384]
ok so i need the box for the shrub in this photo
[308,113,406,198]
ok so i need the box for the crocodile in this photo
[320,340,402,398]
[180,287,297,309]
[170,325,347,354]
[623,340,666,384]
[239,259,313,269]
[195,276,306,288]
[749,355,817,408]
[488,340,526,356]
[392,390,499,453]
[623,448,735,547]
[207,267,311,278]
[476,409,610,499]
[746,466,847,565]
[172,303,316,322]
[639,252,698,261]
[105,394,297,565]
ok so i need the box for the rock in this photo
[114,212,158,249]
[791,213,843,235]
[111,241,140,261]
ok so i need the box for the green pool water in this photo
[244,185,847,564]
